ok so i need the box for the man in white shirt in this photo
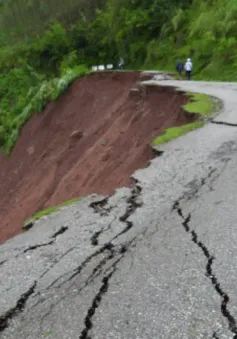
[118,57,125,69]
[184,58,193,80]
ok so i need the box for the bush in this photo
[59,50,79,73]
[0,64,90,154]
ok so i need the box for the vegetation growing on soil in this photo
[23,198,81,227]
[183,93,214,117]
[1,65,89,154]
[152,121,204,146]
[0,0,235,152]
[152,92,215,145]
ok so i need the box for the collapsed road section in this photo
[0,71,194,243]
[3,79,237,339]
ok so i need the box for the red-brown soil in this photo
[0,71,195,243]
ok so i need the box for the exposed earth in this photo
[0,71,194,243]
[2,75,237,339]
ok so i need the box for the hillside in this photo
[1,79,237,339]
[0,71,194,243]
[2,3,237,337]
[0,0,236,75]
[0,0,236,153]
[0,0,236,239]
[147,0,237,80]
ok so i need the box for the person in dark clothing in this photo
[176,60,184,77]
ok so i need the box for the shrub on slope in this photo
[0,65,89,154]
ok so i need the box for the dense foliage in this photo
[0,0,237,152]
[146,0,237,80]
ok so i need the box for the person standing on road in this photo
[184,58,193,80]
[118,57,125,70]
[176,60,184,77]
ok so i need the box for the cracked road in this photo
[2,78,237,338]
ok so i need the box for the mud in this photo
[0,71,194,243]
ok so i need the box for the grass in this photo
[183,92,214,117]
[0,65,90,155]
[152,121,204,145]
[152,92,215,146]
[23,197,81,228]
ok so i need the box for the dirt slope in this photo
[0,71,194,243]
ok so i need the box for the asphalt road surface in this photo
[1,77,237,339]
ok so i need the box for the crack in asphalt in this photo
[27,223,99,307]
[211,120,237,127]
[50,184,143,288]
[81,242,131,292]
[0,281,37,332]
[173,201,237,338]
[89,217,117,246]
[51,226,68,238]
[47,242,115,290]
[68,243,115,284]
[79,267,116,339]
[22,225,69,254]
[5,244,117,335]
[113,185,143,240]
[37,241,133,334]
[0,183,143,336]
[23,240,54,254]
[90,197,113,216]
[91,230,103,246]
[38,251,117,333]
[179,162,229,205]
[182,168,217,201]
[78,185,143,338]
[30,185,143,335]
[79,255,122,339]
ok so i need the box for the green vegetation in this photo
[183,93,214,117]
[152,121,204,145]
[145,0,237,81]
[0,0,236,153]
[152,92,215,145]
[1,65,89,154]
[23,197,81,227]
